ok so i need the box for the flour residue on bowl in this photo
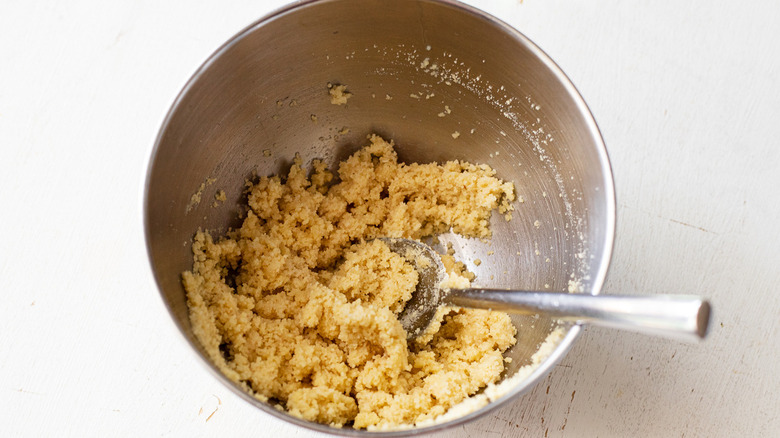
[362,42,592,285]
[186,176,217,213]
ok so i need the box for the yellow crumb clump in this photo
[183,135,516,429]
[211,190,227,207]
[186,177,217,212]
[328,83,352,105]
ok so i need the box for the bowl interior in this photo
[145,0,614,434]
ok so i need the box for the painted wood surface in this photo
[1,0,778,436]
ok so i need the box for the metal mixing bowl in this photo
[144,0,615,434]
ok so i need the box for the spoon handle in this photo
[447,289,711,342]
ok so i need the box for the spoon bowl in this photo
[384,238,711,343]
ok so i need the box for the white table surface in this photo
[2,0,778,436]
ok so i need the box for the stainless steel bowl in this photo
[144,0,615,435]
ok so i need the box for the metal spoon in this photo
[380,238,711,343]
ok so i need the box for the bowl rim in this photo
[143,0,616,435]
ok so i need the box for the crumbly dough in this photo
[328,83,351,105]
[183,135,517,429]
